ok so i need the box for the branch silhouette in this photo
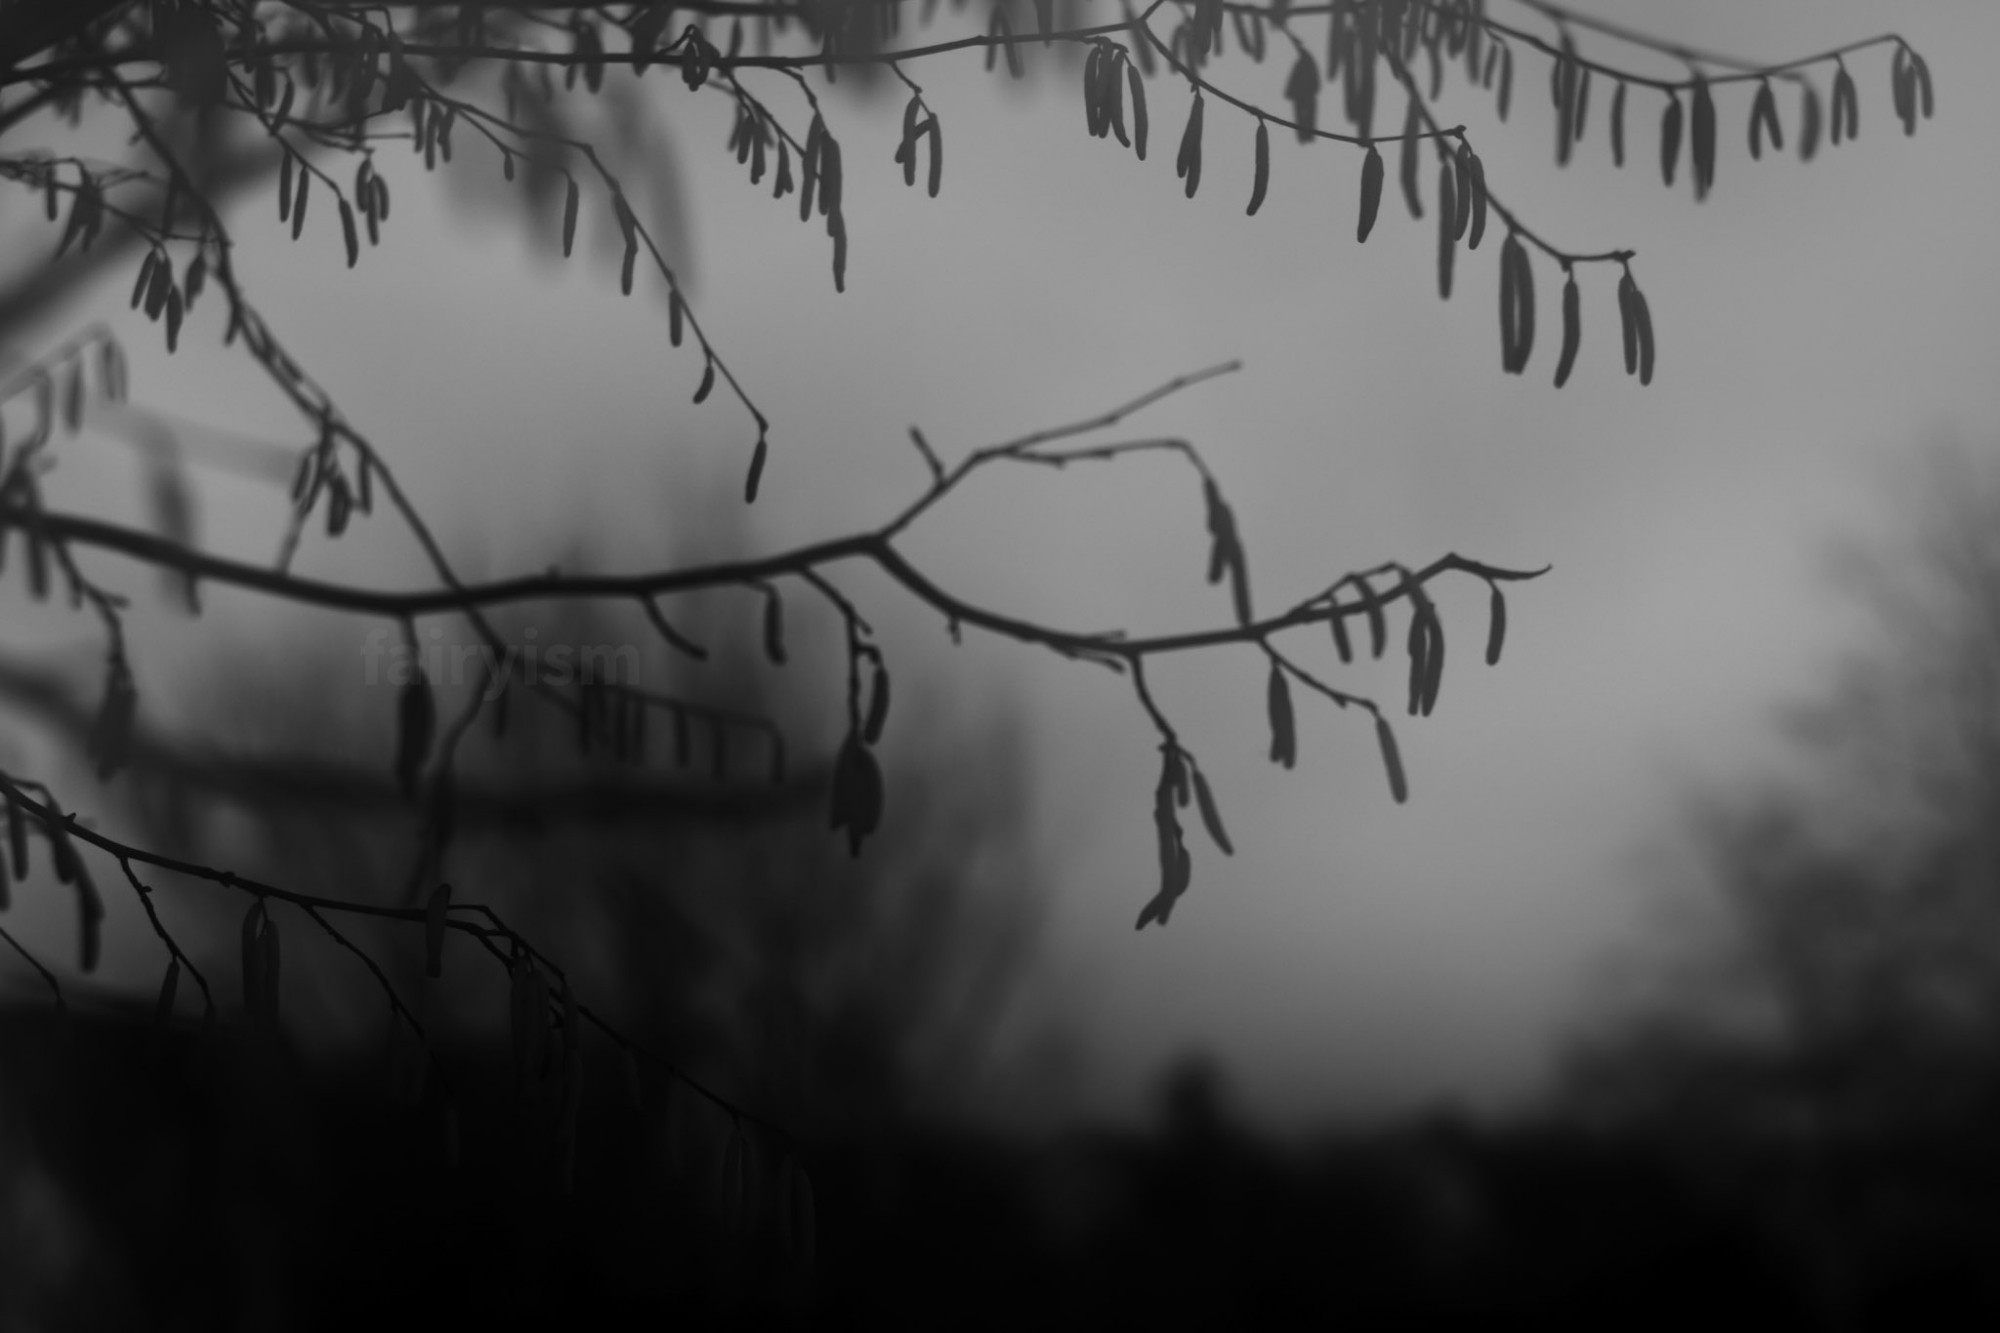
[0,0,1935,1260]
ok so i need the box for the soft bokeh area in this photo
[5,1,2000,1324]
[4,1,1997,1132]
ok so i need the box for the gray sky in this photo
[9,2,1999,1136]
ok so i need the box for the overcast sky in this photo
[9,2,2000,1138]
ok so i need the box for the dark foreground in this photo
[3,1005,1997,1331]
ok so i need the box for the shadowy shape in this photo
[0,504,1072,1324]
[1555,439,2000,1328]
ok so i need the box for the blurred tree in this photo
[0,0,1941,1271]
[1554,441,2000,1332]
[1565,441,2000,1135]
[0,540,1071,1324]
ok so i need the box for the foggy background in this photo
[4,0,1995,1142]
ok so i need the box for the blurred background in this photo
[4,0,2000,1326]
